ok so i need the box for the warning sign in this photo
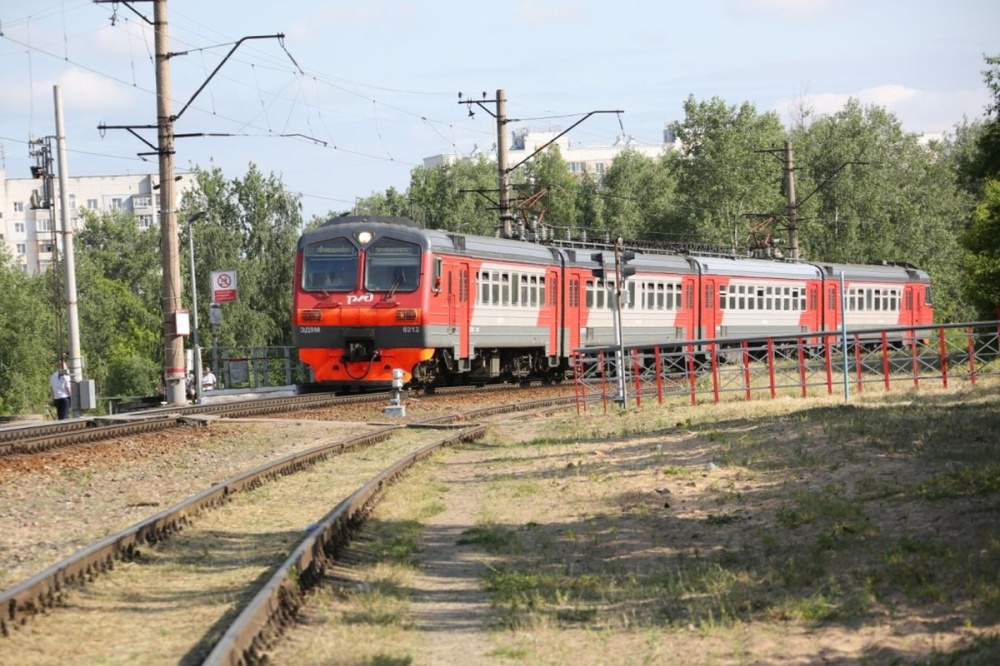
[211,270,237,303]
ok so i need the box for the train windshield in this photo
[365,237,421,292]
[302,237,357,292]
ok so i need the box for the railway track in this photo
[0,392,578,662]
[0,382,556,457]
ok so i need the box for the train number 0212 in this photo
[401,326,421,334]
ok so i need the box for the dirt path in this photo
[408,449,497,663]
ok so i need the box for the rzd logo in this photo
[347,293,374,305]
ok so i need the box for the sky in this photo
[0,0,997,222]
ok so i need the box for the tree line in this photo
[1,57,997,416]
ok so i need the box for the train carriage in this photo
[293,216,933,389]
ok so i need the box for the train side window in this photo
[479,273,488,304]
[865,289,873,311]
[756,287,764,310]
[890,290,897,311]
[541,278,547,307]
[529,276,538,307]
[521,275,528,305]
[585,280,594,308]
[657,284,665,310]
[432,257,443,293]
[765,286,773,310]
[501,274,510,306]
[511,273,520,305]
[924,285,933,305]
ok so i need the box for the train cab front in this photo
[293,221,435,388]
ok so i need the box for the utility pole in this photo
[784,140,798,260]
[53,86,83,392]
[151,0,187,406]
[495,90,512,238]
[459,90,622,239]
[759,140,866,261]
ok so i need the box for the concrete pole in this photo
[495,89,511,238]
[154,0,187,406]
[53,86,82,387]
[785,139,798,260]
[188,212,206,404]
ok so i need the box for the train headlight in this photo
[356,230,373,245]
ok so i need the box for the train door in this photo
[564,272,581,354]
[825,281,840,332]
[546,269,560,359]
[458,263,471,360]
[701,277,717,341]
[807,283,821,333]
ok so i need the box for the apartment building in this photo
[424,126,679,176]
[0,169,194,274]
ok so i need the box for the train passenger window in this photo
[874,289,882,311]
[511,273,520,305]
[521,275,529,305]
[890,290,898,311]
[627,282,636,309]
[924,285,933,305]
[865,290,873,311]
[658,284,666,310]
[303,237,357,292]
[364,237,420,293]
[491,272,500,305]
[501,274,510,306]
[667,284,675,310]
[586,281,594,308]
[479,273,488,304]
[597,286,606,309]
[757,288,765,310]
[529,276,538,307]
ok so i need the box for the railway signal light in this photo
[591,252,606,280]
[619,249,636,281]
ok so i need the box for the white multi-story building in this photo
[0,169,194,274]
[424,126,680,176]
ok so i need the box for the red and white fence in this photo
[573,321,1000,413]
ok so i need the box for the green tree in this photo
[405,158,497,233]
[667,96,787,248]
[963,179,1000,319]
[792,100,973,321]
[520,144,580,233]
[600,150,677,242]
[74,209,163,397]
[180,163,303,351]
[0,249,56,415]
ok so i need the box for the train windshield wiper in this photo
[385,273,405,300]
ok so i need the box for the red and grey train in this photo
[292,216,933,387]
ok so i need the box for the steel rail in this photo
[0,426,398,637]
[202,424,488,666]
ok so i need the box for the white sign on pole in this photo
[211,270,237,302]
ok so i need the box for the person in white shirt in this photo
[49,361,72,420]
[201,367,218,391]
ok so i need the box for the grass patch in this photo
[457,521,522,554]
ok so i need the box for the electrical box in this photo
[74,379,97,411]
[175,310,190,336]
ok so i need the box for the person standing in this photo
[50,361,72,420]
[201,366,218,392]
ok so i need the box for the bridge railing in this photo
[572,321,1000,413]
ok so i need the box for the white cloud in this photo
[774,84,990,133]
[57,68,137,112]
[730,0,833,21]
[286,3,416,43]
[515,1,585,26]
